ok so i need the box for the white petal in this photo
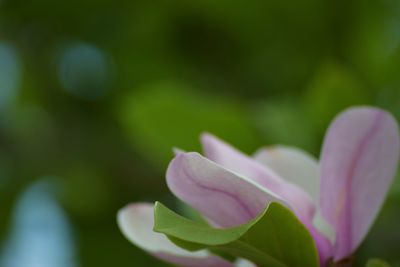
[312,211,336,244]
[117,202,233,267]
[234,259,257,267]
[254,145,319,202]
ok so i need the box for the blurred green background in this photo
[1,0,400,266]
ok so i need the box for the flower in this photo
[117,107,399,267]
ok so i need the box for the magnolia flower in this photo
[118,107,399,267]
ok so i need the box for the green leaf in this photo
[366,259,391,267]
[154,202,319,267]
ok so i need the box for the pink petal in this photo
[201,133,315,224]
[166,152,288,227]
[117,203,233,267]
[320,107,400,260]
[306,222,334,266]
[167,152,333,265]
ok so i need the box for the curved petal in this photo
[254,145,319,202]
[320,107,400,260]
[200,133,315,224]
[117,203,233,267]
[166,152,288,228]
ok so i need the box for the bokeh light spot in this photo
[58,42,113,100]
[1,179,78,267]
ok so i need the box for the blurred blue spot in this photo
[1,180,78,267]
[58,42,113,100]
[0,43,21,110]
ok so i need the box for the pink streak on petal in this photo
[201,133,315,226]
[167,152,288,228]
[320,107,400,260]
